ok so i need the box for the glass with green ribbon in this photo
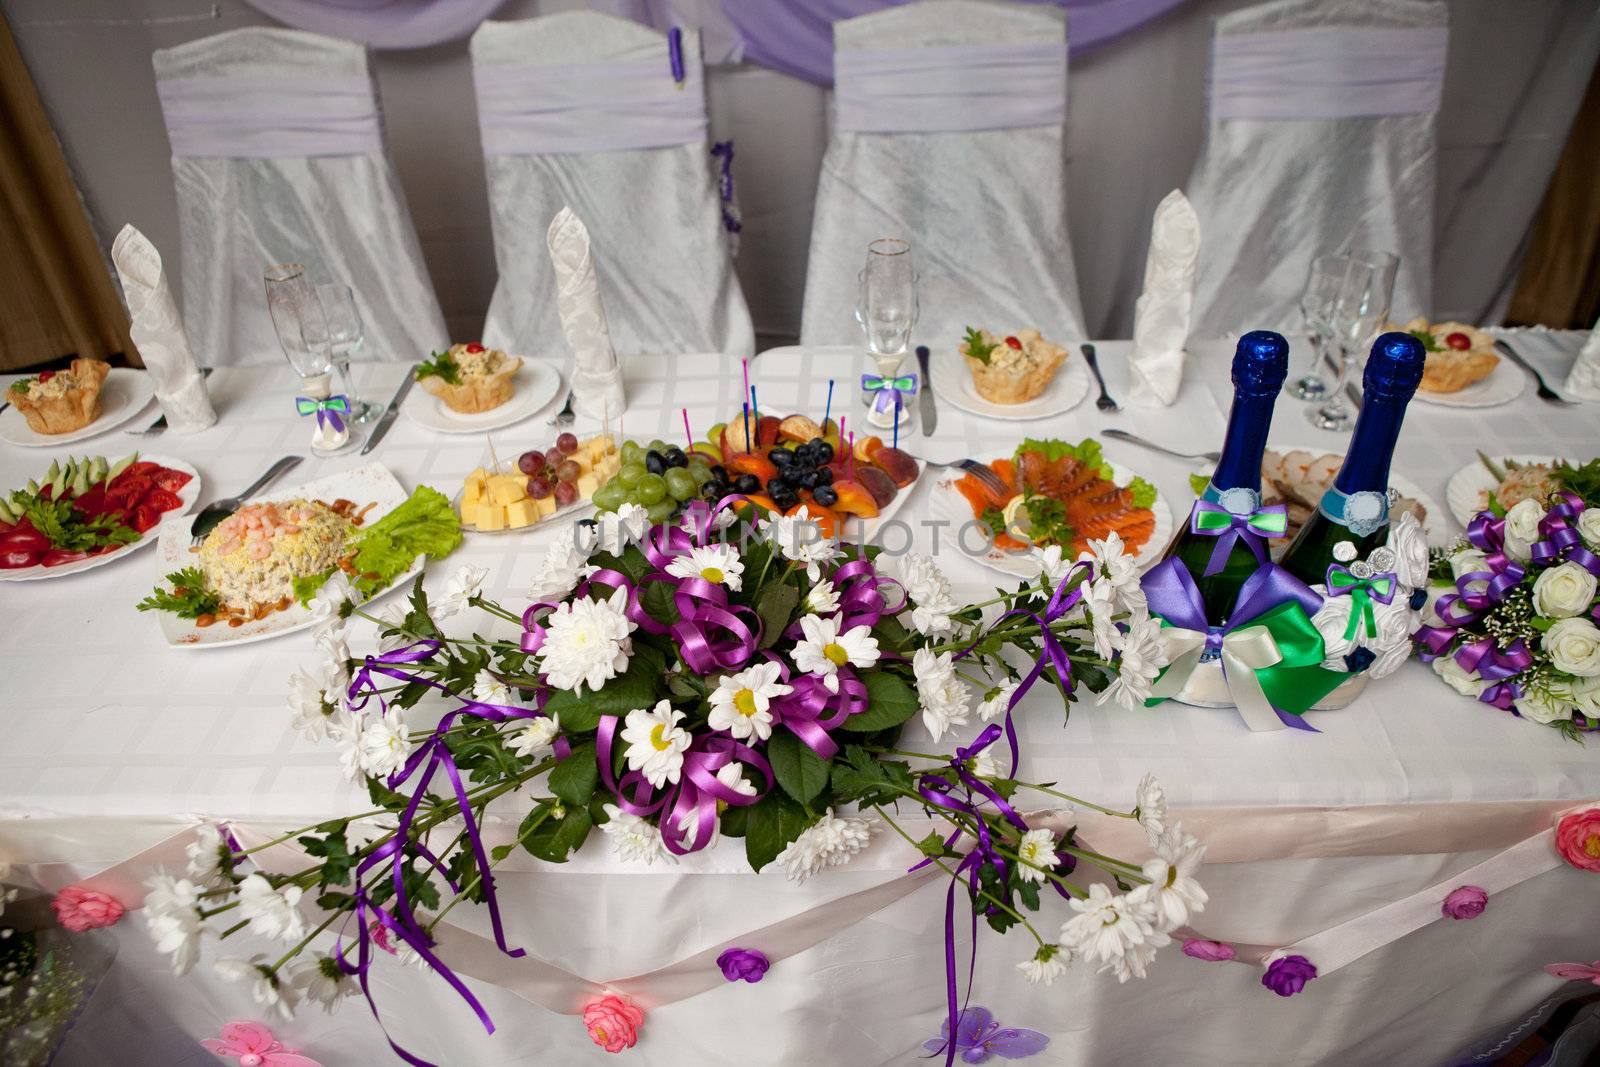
[859,371,917,419]
[295,394,351,433]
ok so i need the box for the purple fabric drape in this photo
[723,0,1194,85]
[239,0,509,50]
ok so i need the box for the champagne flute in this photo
[1345,249,1398,326]
[1291,255,1348,400]
[265,263,363,453]
[1306,258,1379,432]
[854,238,917,428]
[316,282,378,423]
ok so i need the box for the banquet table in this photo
[2,333,1599,1067]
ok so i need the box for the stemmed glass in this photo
[1291,255,1348,400]
[316,282,378,423]
[265,263,363,453]
[854,238,918,428]
[1307,258,1384,432]
[1345,249,1398,326]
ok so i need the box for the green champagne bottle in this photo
[1279,332,1426,588]
[1163,331,1289,624]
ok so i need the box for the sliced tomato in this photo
[41,548,91,567]
[0,549,41,568]
[127,461,164,477]
[152,468,192,492]
[141,486,184,513]
[72,485,109,517]
[129,503,161,533]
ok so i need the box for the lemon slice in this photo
[999,494,1032,543]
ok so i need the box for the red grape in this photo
[526,475,553,499]
[557,432,579,454]
[553,481,579,506]
[517,450,545,475]
[544,447,564,469]
[1445,332,1472,351]
[556,459,582,483]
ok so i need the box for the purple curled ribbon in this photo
[1531,492,1600,576]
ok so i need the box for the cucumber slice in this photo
[90,455,109,484]
[107,453,137,481]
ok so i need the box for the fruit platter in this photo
[929,437,1172,578]
[0,452,200,581]
[456,431,620,532]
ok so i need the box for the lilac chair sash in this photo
[474,58,706,156]
[834,42,1067,134]
[157,74,383,158]
[1212,26,1448,122]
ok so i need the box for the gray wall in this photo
[5,0,1597,345]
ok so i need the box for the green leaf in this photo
[543,656,662,732]
[916,831,950,859]
[366,776,412,813]
[347,485,464,596]
[831,745,914,806]
[522,806,593,863]
[755,583,799,649]
[640,580,679,627]
[414,350,461,384]
[766,730,830,805]
[718,804,750,839]
[548,742,599,808]
[297,829,353,887]
[838,671,919,733]
[745,789,812,873]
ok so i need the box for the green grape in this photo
[664,467,697,501]
[617,463,647,488]
[592,481,628,512]
[619,440,643,464]
[687,463,713,486]
[647,439,670,455]
[635,473,667,505]
[645,498,675,522]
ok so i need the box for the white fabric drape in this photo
[472,13,754,359]
[800,0,1087,348]
[1186,0,1447,340]
[153,28,447,366]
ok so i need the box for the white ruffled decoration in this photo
[111,224,217,432]
[548,207,627,422]
[1128,190,1199,407]
[1562,315,1600,401]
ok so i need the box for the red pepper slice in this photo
[41,548,91,567]
[0,549,41,568]
[1004,335,1023,349]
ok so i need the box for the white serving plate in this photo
[0,455,201,582]
[402,359,563,434]
[927,458,1174,580]
[832,457,924,547]
[1444,453,1562,529]
[1410,359,1527,409]
[152,461,420,649]
[929,345,1090,421]
[0,369,157,447]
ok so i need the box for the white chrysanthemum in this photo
[792,614,880,693]
[600,803,669,865]
[315,629,352,694]
[1100,611,1165,710]
[215,955,297,1022]
[805,579,841,615]
[184,824,229,889]
[506,714,560,759]
[538,586,635,694]
[143,871,204,976]
[1102,931,1170,983]
[358,716,414,779]
[1015,827,1058,884]
[527,526,590,603]
[287,667,337,743]
[373,601,413,653]
[1083,531,1146,613]
[707,661,792,741]
[774,808,878,883]
[1085,578,1119,660]
[1135,773,1168,847]
[334,716,366,782]
[1132,826,1207,930]
[762,507,840,580]
[1031,544,1072,589]
[288,956,351,1013]
[237,873,306,943]
[435,564,488,619]
[893,553,960,637]
[666,543,745,591]
[1059,882,1161,980]
[307,571,356,640]
[1018,944,1071,985]
[977,681,1020,722]
[589,503,651,556]
[970,748,1001,779]
[472,670,515,707]
[620,700,692,788]
[715,760,758,798]
[912,648,969,742]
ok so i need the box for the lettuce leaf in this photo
[1013,438,1113,481]
[295,485,463,603]
[1126,476,1158,510]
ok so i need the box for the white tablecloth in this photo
[2,334,1598,1066]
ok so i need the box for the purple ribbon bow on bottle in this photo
[1187,499,1289,576]
[294,394,350,433]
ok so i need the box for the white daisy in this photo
[892,553,961,637]
[143,871,204,976]
[666,543,744,591]
[911,648,969,742]
[288,955,350,1013]
[804,579,841,615]
[1084,578,1119,660]
[527,525,590,603]
[619,700,692,788]
[791,614,879,693]
[333,716,367,783]
[506,713,560,759]
[471,670,515,707]
[970,748,1001,780]
[374,601,413,653]
[286,667,337,743]
[762,507,840,580]
[307,571,356,640]
[1131,827,1207,930]
[1059,882,1160,977]
[1134,773,1168,848]
[706,662,792,741]
[774,808,878,883]
[237,873,305,943]
[538,586,635,694]
[435,564,488,619]
[215,955,297,1022]
[1018,944,1071,985]
[599,803,669,865]
[1102,931,1170,983]
[977,681,1019,722]
[589,503,651,556]
[714,760,758,798]
[358,716,414,779]
[315,629,352,693]
[1083,531,1146,613]
[184,824,230,889]
[1100,611,1165,710]
[1014,827,1059,884]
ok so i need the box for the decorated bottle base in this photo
[1164,661,1369,714]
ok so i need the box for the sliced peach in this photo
[829,480,881,519]
[757,415,782,447]
[777,415,822,443]
[728,452,779,485]
[730,493,779,518]
[720,419,757,456]
[852,434,885,463]
[873,446,918,488]
[855,465,897,509]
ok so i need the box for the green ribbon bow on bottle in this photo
[1324,565,1398,641]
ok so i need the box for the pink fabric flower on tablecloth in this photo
[200,1021,322,1066]
[51,886,125,931]
[583,993,645,1054]
[1441,885,1488,920]
[1545,960,1600,985]
[1181,938,1236,962]
[1555,809,1600,872]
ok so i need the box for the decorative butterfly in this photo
[922,1006,1050,1063]
[200,1022,323,1067]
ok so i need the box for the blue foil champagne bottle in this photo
[1279,332,1427,588]
[1163,331,1289,624]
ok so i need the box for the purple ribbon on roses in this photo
[294,394,350,433]
[1414,504,1534,663]
[1531,492,1600,576]
[658,735,773,856]
[1187,499,1289,577]
[953,562,1090,774]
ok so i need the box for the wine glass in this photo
[316,282,378,423]
[1291,255,1348,400]
[853,238,918,428]
[1345,249,1399,326]
[265,263,362,453]
[1306,258,1380,432]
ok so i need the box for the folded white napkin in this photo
[1563,314,1600,401]
[547,207,626,421]
[111,224,216,432]
[1128,190,1200,407]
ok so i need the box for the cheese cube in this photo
[476,505,507,531]
[504,498,539,528]
[488,475,525,506]
[533,494,557,518]
[576,473,599,500]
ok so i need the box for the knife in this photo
[360,368,416,455]
[915,345,936,435]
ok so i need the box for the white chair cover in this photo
[1186,0,1448,338]
[472,14,754,359]
[153,28,447,366]
[800,0,1086,348]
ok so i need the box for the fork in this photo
[548,389,575,428]
[1080,343,1119,413]
[902,453,1009,497]
[1494,339,1575,405]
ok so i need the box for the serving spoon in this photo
[189,455,303,545]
